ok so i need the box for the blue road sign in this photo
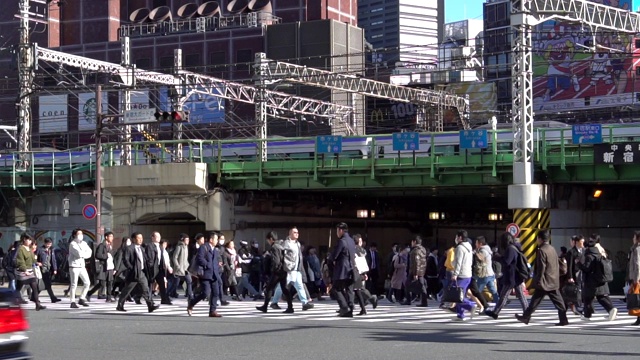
[572,124,602,144]
[459,129,488,149]
[316,136,343,154]
[392,132,419,151]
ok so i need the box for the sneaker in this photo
[515,314,530,325]
[270,303,281,310]
[608,308,618,321]
[580,315,591,321]
[469,305,477,319]
[302,303,314,311]
[70,302,79,309]
[453,316,466,322]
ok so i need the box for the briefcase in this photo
[442,282,464,303]
[561,283,581,304]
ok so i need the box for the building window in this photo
[135,58,151,69]
[159,56,173,71]
[185,53,201,71]
[236,49,253,72]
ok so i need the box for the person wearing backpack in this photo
[515,229,569,326]
[485,233,529,319]
[2,241,19,291]
[577,235,618,321]
[256,231,293,313]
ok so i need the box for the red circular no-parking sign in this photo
[506,223,520,237]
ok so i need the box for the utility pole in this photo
[17,0,34,170]
[254,52,268,162]
[95,85,103,242]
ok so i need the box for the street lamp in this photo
[428,212,445,249]
[488,213,503,245]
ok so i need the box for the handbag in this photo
[354,255,369,274]
[17,269,35,281]
[627,283,640,313]
[442,281,465,303]
[34,266,43,280]
[384,278,391,290]
[561,283,581,304]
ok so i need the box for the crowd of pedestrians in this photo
[1,225,639,327]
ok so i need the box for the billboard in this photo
[78,92,108,131]
[158,86,226,124]
[39,94,68,134]
[532,0,639,114]
[444,82,497,126]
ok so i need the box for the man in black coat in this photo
[145,231,172,305]
[116,232,160,313]
[256,231,293,313]
[565,234,585,314]
[87,232,115,302]
[328,222,356,317]
[39,238,61,303]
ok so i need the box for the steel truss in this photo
[511,0,640,185]
[35,46,352,125]
[261,53,471,131]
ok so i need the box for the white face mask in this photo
[76,234,84,242]
[219,240,225,245]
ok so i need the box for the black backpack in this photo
[511,246,530,282]
[591,254,614,286]
[1,249,17,270]
[492,260,503,279]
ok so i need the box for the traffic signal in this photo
[170,111,189,122]
[154,111,171,121]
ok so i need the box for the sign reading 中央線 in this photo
[392,132,419,151]
[594,142,640,165]
[572,124,602,144]
[316,136,342,154]
[459,129,488,149]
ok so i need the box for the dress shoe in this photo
[633,318,640,326]
[485,310,498,320]
[270,303,281,310]
[515,314,530,325]
[338,310,353,318]
[283,308,294,314]
[85,294,92,302]
[63,290,69,297]
[19,299,28,305]
[400,300,411,306]
[186,306,193,316]
[70,302,79,309]
[370,297,378,309]
[116,305,126,312]
[78,299,90,307]
[221,300,230,306]
[161,300,173,305]
[357,309,367,316]
[134,298,142,305]
[36,304,46,311]
[256,305,268,313]
[252,294,265,300]
[97,295,107,300]
[147,304,160,313]
[302,303,314,311]
[105,298,114,303]
[416,303,428,308]
[555,321,569,326]
[209,311,222,318]
[51,298,62,303]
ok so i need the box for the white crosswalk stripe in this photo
[33,297,640,330]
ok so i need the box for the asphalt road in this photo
[24,296,639,360]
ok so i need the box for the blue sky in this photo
[445,0,485,23]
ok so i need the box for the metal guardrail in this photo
[1,124,640,188]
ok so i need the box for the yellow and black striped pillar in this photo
[513,208,550,289]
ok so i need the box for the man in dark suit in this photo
[87,232,115,302]
[366,242,380,297]
[116,232,159,313]
[565,234,584,314]
[145,231,172,305]
[39,238,61,303]
[328,222,356,317]
[187,231,222,318]
[516,229,569,326]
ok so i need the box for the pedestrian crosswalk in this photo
[33,297,640,331]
